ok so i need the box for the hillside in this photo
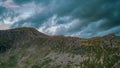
[0,27,120,68]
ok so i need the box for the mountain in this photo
[0,27,120,68]
[0,27,47,41]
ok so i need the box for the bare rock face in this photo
[0,27,120,68]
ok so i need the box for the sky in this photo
[0,0,120,38]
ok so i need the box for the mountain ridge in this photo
[0,27,120,68]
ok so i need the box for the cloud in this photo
[0,6,7,15]
[0,0,20,9]
[13,0,51,5]
[0,6,13,24]
[0,0,120,38]
[0,0,21,25]
[0,24,11,30]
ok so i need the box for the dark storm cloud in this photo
[0,6,7,15]
[0,6,7,24]
[13,0,51,5]
[0,6,11,22]
[0,6,17,24]
[2,0,120,38]
[0,0,6,2]
[0,0,20,25]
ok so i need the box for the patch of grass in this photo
[0,55,17,68]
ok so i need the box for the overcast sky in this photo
[0,0,120,38]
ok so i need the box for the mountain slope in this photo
[0,27,47,41]
[0,27,120,68]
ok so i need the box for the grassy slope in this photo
[0,28,120,68]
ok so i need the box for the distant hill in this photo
[0,27,120,68]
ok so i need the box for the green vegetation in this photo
[0,55,18,68]
[0,27,120,68]
[0,39,13,53]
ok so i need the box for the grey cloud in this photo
[5,0,120,38]
[0,6,9,23]
[0,24,10,30]
[0,0,7,2]
[0,6,7,15]
[13,0,51,5]
[0,6,19,25]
